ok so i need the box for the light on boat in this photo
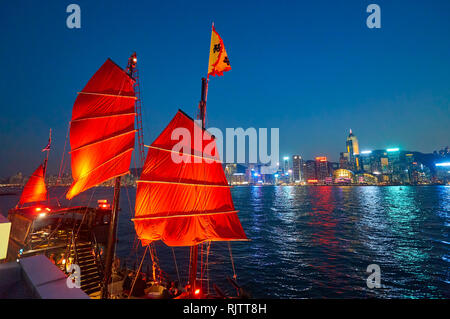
[38,213,46,218]
[133,57,137,63]
[35,207,42,212]
[98,199,111,209]
[45,207,51,212]
[194,289,200,295]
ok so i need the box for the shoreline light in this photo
[360,150,372,155]
[435,162,450,167]
[386,148,399,152]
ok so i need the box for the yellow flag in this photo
[208,26,231,76]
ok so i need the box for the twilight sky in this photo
[0,0,449,178]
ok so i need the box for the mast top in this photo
[127,52,138,77]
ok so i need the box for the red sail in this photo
[134,110,247,246]
[19,165,47,206]
[66,59,136,200]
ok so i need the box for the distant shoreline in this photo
[1,184,448,190]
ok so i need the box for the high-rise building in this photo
[224,163,246,184]
[304,160,317,181]
[293,155,303,182]
[346,129,360,171]
[339,152,351,170]
[315,156,330,182]
[283,156,289,173]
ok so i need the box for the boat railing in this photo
[71,230,79,265]
[29,217,64,249]
[74,210,88,240]
[91,231,104,278]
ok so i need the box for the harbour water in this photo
[1,185,449,298]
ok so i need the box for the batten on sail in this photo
[134,110,247,247]
[67,59,136,199]
[19,165,47,206]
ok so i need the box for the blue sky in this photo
[0,0,449,177]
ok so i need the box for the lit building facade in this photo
[346,129,360,171]
[304,160,317,182]
[315,157,330,182]
[293,155,303,182]
[333,169,354,183]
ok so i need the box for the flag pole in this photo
[43,128,51,203]
[204,22,214,105]
[190,21,214,298]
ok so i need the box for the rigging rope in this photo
[228,242,237,281]
[128,244,149,298]
[171,247,181,285]
[206,241,211,295]
[200,242,204,292]
[56,122,70,187]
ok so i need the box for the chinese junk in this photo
[133,110,248,298]
[6,24,247,299]
[132,24,247,299]
[6,56,139,297]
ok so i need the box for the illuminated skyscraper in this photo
[315,156,330,182]
[304,160,317,181]
[283,156,290,173]
[339,152,351,170]
[346,129,360,171]
[293,155,303,182]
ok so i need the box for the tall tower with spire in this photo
[346,129,360,171]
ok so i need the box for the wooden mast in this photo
[189,77,208,297]
[189,22,213,296]
[101,54,137,299]
[101,175,121,298]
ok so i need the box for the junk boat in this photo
[6,129,113,296]
[6,24,249,299]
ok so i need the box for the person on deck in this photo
[169,281,179,297]
[131,273,146,297]
[65,257,74,274]
[112,257,121,278]
[56,253,66,270]
[122,271,134,296]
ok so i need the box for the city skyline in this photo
[0,125,448,179]
[4,128,449,186]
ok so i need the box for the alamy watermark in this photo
[366,4,381,29]
[170,120,279,173]
[66,4,81,29]
[366,264,381,289]
[66,263,81,288]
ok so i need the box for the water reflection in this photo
[1,185,448,298]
